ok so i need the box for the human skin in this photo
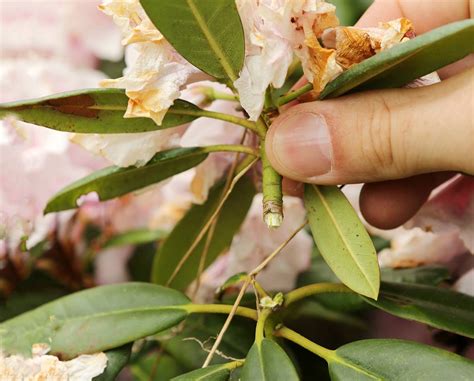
[265,0,474,229]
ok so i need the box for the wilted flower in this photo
[234,0,340,119]
[0,345,107,381]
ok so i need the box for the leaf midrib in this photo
[185,0,237,81]
[312,185,377,296]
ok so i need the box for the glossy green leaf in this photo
[94,344,132,381]
[104,229,167,248]
[140,0,245,81]
[0,283,190,359]
[152,176,255,291]
[241,339,299,381]
[45,147,208,213]
[172,362,240,381]
[321,19,474,99]
[362,281,474,338]
[329,339,474,380]
[0,88,201,133]
[304,184,380,299]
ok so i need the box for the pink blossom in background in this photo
[194,195,312,302]
[0,0,122,67]
[0,0,121,249]
[408,176,474,254]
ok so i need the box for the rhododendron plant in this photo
[1,0,473,380]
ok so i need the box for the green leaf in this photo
[362,281,474,338]
[152,176,255,291]
[0,283,190,359]
[104,229,167,248]
[140,0,245,82]
[304,184,380,299]
[172,362,240,381]
[93,344,132,381]
[329,339,474,380]
[321,19,474,99]
[45,147,208,213]
[241,339,299,381]
[0,88,200,133]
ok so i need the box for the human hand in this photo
[265,0,474,229]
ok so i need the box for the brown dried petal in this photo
[335,28,375,69]
[311,8,340,38]
[305,36,342,95]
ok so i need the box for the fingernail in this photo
[270,112,332,178]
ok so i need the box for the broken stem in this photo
[258,118,284,229]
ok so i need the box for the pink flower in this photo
[0,0,122,68]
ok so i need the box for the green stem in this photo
[170,108,263,137]
[203,144,259,157]
[184,303,258,321]
[199,86,239,102]
[260,133,283,228]
[276,326,335,361]
[276,83,313,107]
[255,308,272,343]
[284,283,352,306]
[223,360,245,370]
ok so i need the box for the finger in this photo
[282,177,304,197]
[360,173,454,229]
[265,68,474,185]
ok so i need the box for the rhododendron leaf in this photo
[94,344,132,381]
[0,88,200,133]
[103,229,167,248]
[241,339,299,381]
[44,147,208,213]
[152,176,255,291]
[362,282,474,338]
[140,0,245,82]
[172,363,236,381]
[304,184,380,299]
[329,339,474,380]
[321,19,474,99]
[0,283,190,359]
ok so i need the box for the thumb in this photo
[265,68,474,184]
